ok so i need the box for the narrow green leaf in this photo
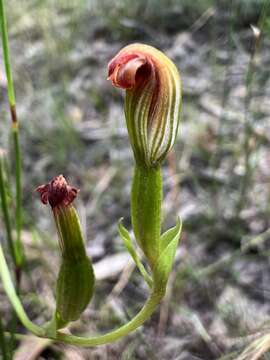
[160,218,182,252]
[153,218,182,291]
[0,0,24,269]
[0,154,16,266]
[0,0,15,106]
[118,219,153,288]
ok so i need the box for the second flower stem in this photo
[54,288,163,346]
[0,236,163,346]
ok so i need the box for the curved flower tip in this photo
[108,43,182,167]
[108,52,148,89]
[36,175,79,208]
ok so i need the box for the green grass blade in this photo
[0,154,16,266]
[0,0,15,106]
[0,0,24,268]
[0,315,10,360]
[13,128,23,267]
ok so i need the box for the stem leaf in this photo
[153,218,182,291]
[118,219,153,288]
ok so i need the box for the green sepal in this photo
[153,218,182,293]
[54,206,88,261]
[118,218,153,288]
[56,256,95,326]
[53,205,95,328]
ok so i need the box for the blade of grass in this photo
[0,154,18,360]
[0,152,16,266]
[237,0,270,212]
[0,0,24,272]
[0,3,25,356]
[0,315,10,360]
[13,126,23,271]
[237,30,260,213]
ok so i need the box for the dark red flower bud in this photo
[36,175,94,327]
[36,175,78,208]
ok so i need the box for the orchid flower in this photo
[108,44,182,269]
[108,43,181,167]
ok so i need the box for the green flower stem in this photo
[0,235,163,345]
[131,164,162,267]
[0,0,24,269]
[53,288,163,346]
[0,243,45,337]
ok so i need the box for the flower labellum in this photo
[108,43,182,167]
[36,174,78,209]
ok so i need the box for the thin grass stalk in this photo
[209,0,234,172]
[0,243,44,337]
[0,156,18,358]
[8,310,18,359]
[0,0,24,271]
[13,128,23,269]
[0,315,10,360]
[237,1,270,212]
[237,36,260,212]
[0,4,23,355]
[210,0,234,212]
[0,154,16,266]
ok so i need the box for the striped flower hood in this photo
[108,43,182,167]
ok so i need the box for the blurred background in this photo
[1,0,270,359]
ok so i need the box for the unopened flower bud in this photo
[108,43,182,167]
[37,175,95,326]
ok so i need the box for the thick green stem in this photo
[131,164,162,267]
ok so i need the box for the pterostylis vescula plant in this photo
[0,0,182,347]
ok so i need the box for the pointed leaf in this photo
[118,219,153,288]
[153,218,182,292]
[160,218,182,252]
